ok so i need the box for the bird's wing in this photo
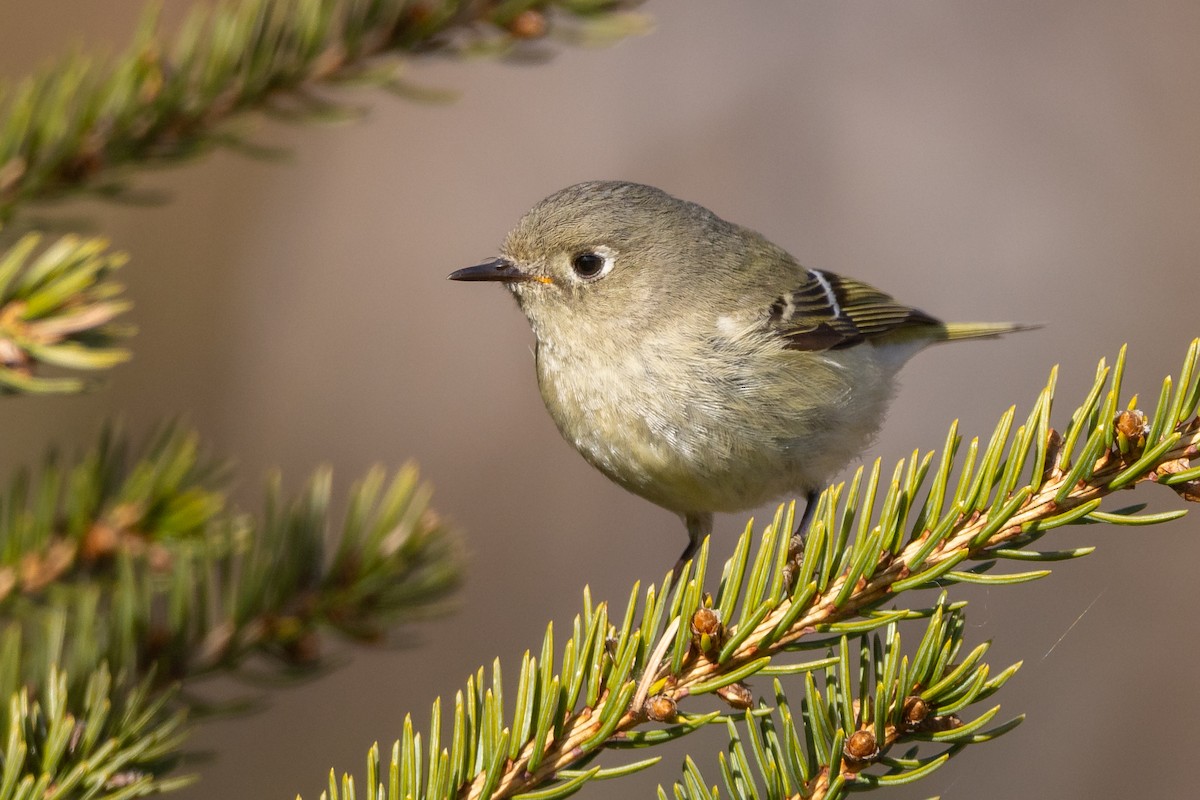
[767,268,942,351]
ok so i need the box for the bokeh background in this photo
[2,1,1199,797]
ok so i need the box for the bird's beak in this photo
[449,257,534,283]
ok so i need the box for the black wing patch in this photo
[769,269,941,352]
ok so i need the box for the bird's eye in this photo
[571,252,606,278]
[570,249,615,281]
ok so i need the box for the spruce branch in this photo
[0,0,650,221]
[0,422,460,796]
[660,600,1022,800]
[1,423,461,691]
[314,339,1200,800]
[0,657,192,800]
[0,233,132,394]
[0,604,196,800]
[0,0,647,393]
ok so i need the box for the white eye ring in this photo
[569,245,617,281]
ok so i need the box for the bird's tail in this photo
[939,321,1039,342]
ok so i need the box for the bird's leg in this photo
[672,512,713,580]
[784,490,819,589]
[790,490,818,554]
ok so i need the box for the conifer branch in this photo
[1,2,640,793]
[0,659,192,800]
[0,0,649,221]
[0,423,460,796]
[1,423,460,690]
[660,602,1023,800]
[315,339,1200,800]
[0,233,131,394]
[0,0,647,392]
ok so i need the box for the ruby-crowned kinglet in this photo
[451,181,1028,571]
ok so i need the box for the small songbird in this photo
[450,181,1027,571]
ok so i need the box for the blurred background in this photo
[1,1,1198,797]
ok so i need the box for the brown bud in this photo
[1115,409,1149,440]
[644,693,677,722]
[901,695,930,729]
[81,522,119,561]
[691,607,722,637]
[715,681,753,710]
[691,607,724,658]
[843,729,879,766]
[508,10,548,39]
[1114,409,1150,455]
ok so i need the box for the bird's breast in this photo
[531,320,898,515]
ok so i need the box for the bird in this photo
[450,181,1027,573]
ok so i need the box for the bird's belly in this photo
[536,345,889,515]
[563,402,818,513]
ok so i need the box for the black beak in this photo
[448,258,528,283]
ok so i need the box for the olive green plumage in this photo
[451,181,1029,568]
